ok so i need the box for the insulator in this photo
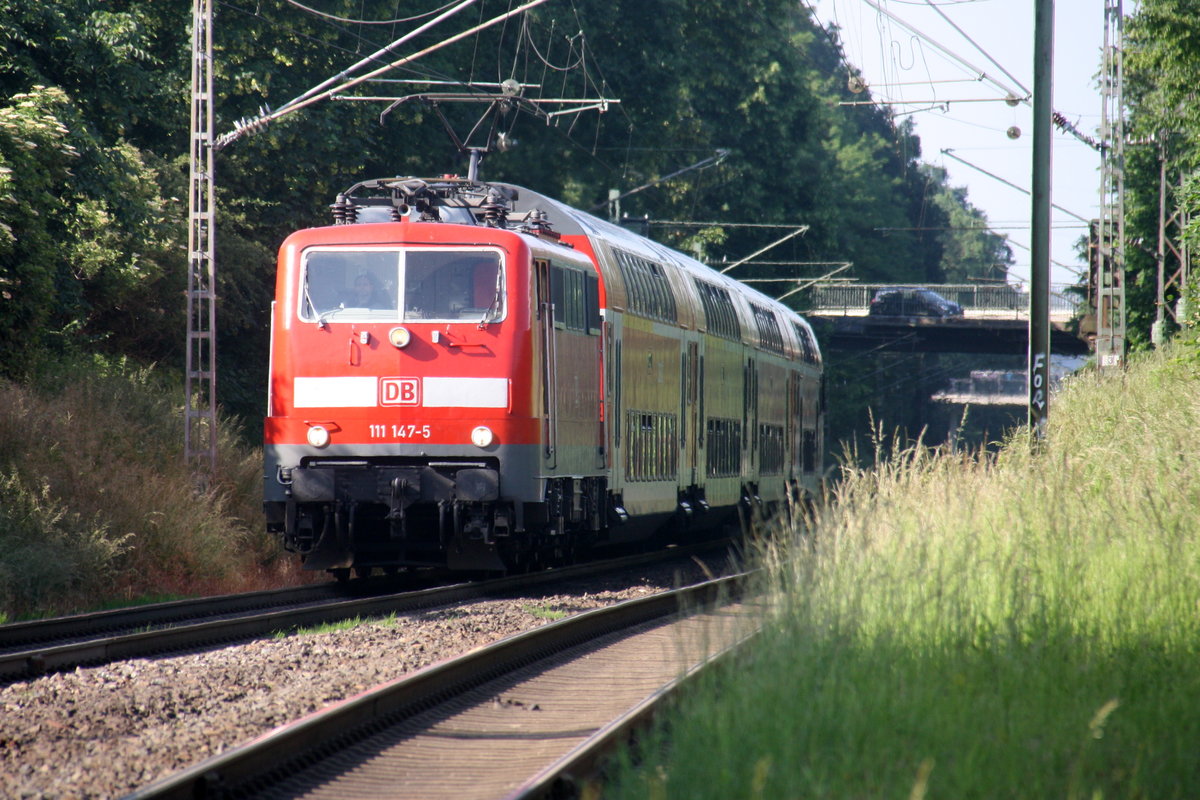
[526,208,552,234]
[329,194,358,225]
[481,189,509,227]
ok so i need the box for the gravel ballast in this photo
[0,559,723,799]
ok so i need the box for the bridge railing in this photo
[800,283,1081,317]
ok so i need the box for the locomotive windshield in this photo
[299,247,505,324]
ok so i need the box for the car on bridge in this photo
[868,287,964,318]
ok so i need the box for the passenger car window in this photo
[549,264,599,334]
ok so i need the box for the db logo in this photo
[380,377,420,406]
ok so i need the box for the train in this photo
[263,176,824,576]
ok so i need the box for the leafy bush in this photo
[0,471,127,614]
[0,85,182,378]
[0,357,292,618]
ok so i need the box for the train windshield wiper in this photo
[303,275,344,328]
[478,269,503,326]
[316,304,345,327]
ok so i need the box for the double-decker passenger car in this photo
[263,177,823,576]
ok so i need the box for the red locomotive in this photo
[263,177,823,576]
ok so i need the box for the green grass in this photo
[276,616,366,638]
[604,342,1200,799]
[277,613,399,638]
[524,604,569,621]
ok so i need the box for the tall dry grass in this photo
[0,357,300,618]
[605,341,1200,798]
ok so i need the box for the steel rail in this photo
[123,571,749,800]
[0,582,369,650]
[0,542,736,682]
[506,611,753,800]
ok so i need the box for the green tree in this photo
[0,3,186,374]
[923,164,1013,283]
[1123,0,1200,347]
[0,0,1018,425]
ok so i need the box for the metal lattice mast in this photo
[1096,0,1125,369]
[1166,168,1192,324]
[185,0,218,477]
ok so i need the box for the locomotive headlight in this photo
[306,425,331,448]
[470,425,494,448]
[388,326,412,349]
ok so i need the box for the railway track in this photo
[0,542,737,683]
[125,572,755,800]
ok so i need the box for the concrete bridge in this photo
[801,282,1079,323]
[800,283,1089,355]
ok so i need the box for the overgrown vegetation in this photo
[0,1,1022,613]
[0,1,1014,422]
[603,338,1200,797]
[0,2,1188,614]
[0,357,297,618]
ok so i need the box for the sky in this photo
[808,0,1124,290]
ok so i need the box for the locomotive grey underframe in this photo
[265,442,548,505]
[265,441,610,566]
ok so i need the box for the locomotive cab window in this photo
[301,250,398,321]
[299,247,504,324]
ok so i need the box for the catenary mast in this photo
[185,0,218,479]
[1095,0,1125,369]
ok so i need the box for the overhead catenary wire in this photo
[216,0,443,67]
[523,18,586,72]
[209,0,483,140]
[1004,237,1086,277]
[273,0,479,117]
[216,0,552,149]
[840,96,1027,106]
[284,0,466,26]
[637,221,813,229]
[922,0,1031,97]
[379,7,619,171]
[843,0,1100,152]
[874,224,1087,231]
[588,150,731,212]
[737,270,854,277]
[719,227,811,274]
[858,0,1028,102]
[769,263,854,301]
[940,148,1090,223]
[240,0,634,191]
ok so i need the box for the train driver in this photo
[346,271,392,309]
